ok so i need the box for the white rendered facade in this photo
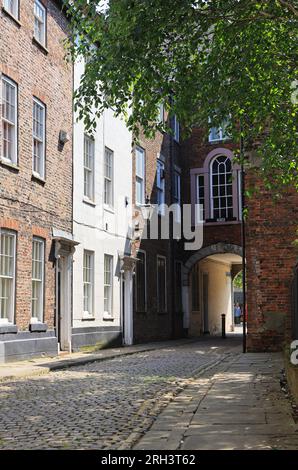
[72,58,133,350]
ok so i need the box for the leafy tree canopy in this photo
[64,0,298,188]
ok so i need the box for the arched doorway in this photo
[182,243,243,336]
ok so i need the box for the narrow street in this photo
[0,337,297,450]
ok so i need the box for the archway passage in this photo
[183,243,243,337]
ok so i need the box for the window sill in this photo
[0,158,19,172]
[208,138,232,144]
[32,173,46,184]
[104,205,115,214]
[29,322,47,332]
[103,314,114,322]
[83,197,96,207]
[0,323,18,334]
[2,7,22,27]
[32,36,49,54]
[81,315,95,321]
[203,220,241,227]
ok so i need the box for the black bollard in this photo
[221,314,226,339]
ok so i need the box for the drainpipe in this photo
[240,127,247,353]
[170,126,176,339]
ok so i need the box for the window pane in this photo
[2,77,17,163]
[104,148,113,206]
[157,257,166,312]
[83,251,94,315]
[211,156,233,219]
[104,255,113,314]
[4,0,18,17]
[84,135,94,200]
[34,0,46,45]
[33,99,45,177]
[32,238,44,321]
[136,147,144,178]
[136,251,146,311]
[0,231,15,321]
[136,178,144,205]
[196,174,205,221]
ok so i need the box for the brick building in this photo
[0,0,75,361]
[0,1,297,365]
[132,110,185,342]
[246,176,298,352]
[179,127,242,336]
[177,123,297,352]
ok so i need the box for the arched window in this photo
[191,148,241,224]
[210,155,233,220]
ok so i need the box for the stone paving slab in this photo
[184,423,298,436]
[181,435,272,450]
[134,351,298,450]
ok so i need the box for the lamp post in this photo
[240,127,247,354]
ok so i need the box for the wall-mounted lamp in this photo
[59,130,70,145]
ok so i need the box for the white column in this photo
[60,254,72,352]
[124,270,133,345]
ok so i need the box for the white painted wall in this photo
[72,57,133,330]
[189,258,233,336]
[200,258,233,334]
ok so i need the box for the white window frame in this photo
[1,76,18,165]
[104,147,114,208]
[173,115,180,142]
[208,118,230,143]
[135,249,147,312]
[157,255,167,313]
[173,166,181,222]
[83,134,95,202]
[31,237,45,322]
[0,229,16,324]
[34,0,47,47]
[210,155,233,220]
[104,254,113,316]
[135,146,145,206]
[3,0,19,19]
[156,158,165,215]
[158,103,164,124]
[83,250,94,318]
[196,173,205,222]
[32,97,46,179]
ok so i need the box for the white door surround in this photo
[53,232,79,352]
[120,255,137,346]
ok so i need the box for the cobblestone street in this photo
[0,338,239,449]
[0,337,297,450]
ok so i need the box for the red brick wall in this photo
[181,127,242,262]
[246,172,298,351]
[0,1,72,330]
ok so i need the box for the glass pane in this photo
[136,148,144,177]
[136,252,146,311]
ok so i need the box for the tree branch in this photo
[277,0,298,17]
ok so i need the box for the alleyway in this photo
[0,338,297,450]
